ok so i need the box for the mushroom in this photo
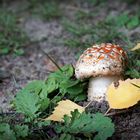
[75,43,127,101]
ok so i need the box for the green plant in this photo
[106,13,140,29]
[63,18,123,50]
[41,1,62,20]
[0,65,115,139]
[0,9,29,55]
[0,123,29,140]
[55,110,115,140]
[125,59,140,78]
[13,65,86,121]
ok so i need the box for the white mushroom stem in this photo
[88,76,121,101]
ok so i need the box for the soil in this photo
[0,0,140,139]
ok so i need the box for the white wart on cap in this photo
[75,43,127,101]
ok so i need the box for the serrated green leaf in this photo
[14,125,28,138]
[45,77,59,93]
[126,69,140,78]
[24,80,47,96]
[59,79,79,94]
[59,79,79,89]
[67,84,84,95]
[49,65,74,80]
[45,64,85,101]
[39,97,50,111]
[56,110,114,140]
[0,123,16,140]
[91,113,115,140]
[36,120,50,128]
[74,94,86,101]
[14,91,40,120]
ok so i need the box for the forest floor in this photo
[0,0,140,139]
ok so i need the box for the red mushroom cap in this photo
[75,43,127,79]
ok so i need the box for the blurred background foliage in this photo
[0,0,139,77]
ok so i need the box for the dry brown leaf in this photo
[107,79,140,109]
[131,43,140,51]
[45,100,85,122]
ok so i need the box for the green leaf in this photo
[45,77,59,93]
[56,110,115,140]
[24,80,48,97]
[14,80,50,113]
[14,48,24,56]
[67,83,84,95]
[136,60,140,66]
[116,13,129,26]
[36,120,50,128]
[127,16,139,29]
[46,64,74,94]
[59,79,79,94]
[106,13,129,27]
[59,133,75,140]
[74,94,86,102]
[59,79,85,100]
[91,113,115,140]
[14,90,40,120]
[39,97,50,111]
[50,64,74,80]
[125,69,140,78]
[1,47,10,54]
[0,123,16,140]
[14,125,29,138]
[24,80,47,96]
[45,64,86,101]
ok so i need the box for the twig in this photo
[104,108,111,116]
[131,83,140,88]
[84,100,94,108]
[40,47,62,71]
[105,109,130,117]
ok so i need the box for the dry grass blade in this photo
[40,47,62,71]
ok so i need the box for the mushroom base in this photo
[88,76,121,102]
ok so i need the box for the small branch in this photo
[105,109,130,117]
[131,83,140,88]
[104,108,111,116]
[84,100,94,108]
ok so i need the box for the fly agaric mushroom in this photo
[75,43,127,101]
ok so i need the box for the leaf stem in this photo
[104,108,111,116]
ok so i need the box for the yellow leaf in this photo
[131,43,140,51]
[107,79,140,109]
[45,100,85,122]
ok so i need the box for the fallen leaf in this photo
[45,100,85,122]
[131,43,140,51]
[107,79,140,109]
